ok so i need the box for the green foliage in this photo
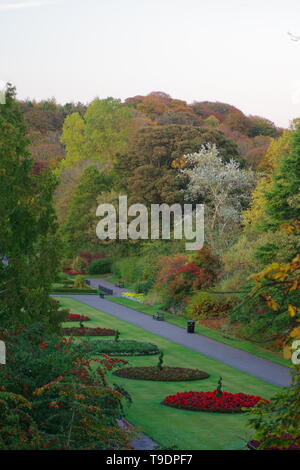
[0,390,40,450]
[61,166,113,256]
[0,326,133,449]
[75,339,160,356]
[158,351,164,371]
[73,275,87,289]
[114,125,241,206]
[187,290,235,321]
[87,257,112,274]
[264,123,300,228]
[60,98,134,168]
[247,367,300,449]
[0,85,62,331]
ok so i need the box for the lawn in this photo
[108,296,289,368]
[55,296,279,450]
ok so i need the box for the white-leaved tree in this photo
[180,144,256,251]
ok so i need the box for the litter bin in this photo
[187,320,195,334]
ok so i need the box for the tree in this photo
[248,115,279,138]
[60,112,86,168]
[180,144,255,251]
[247,367,300,450]
[114,125,241,206]
[264,123,300,228]
[0,85,62,330]
[84,97,134,162]
[59,98,134,169]
[61,166,113,255]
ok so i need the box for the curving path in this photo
[55,278,291,388]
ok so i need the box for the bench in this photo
[98,284,114,296]
[152,311,165,321]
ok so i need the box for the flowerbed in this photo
[63,269,86,275]
[75,340,160,356]
[121,292,145,303]
[66,313,91,322]
[162,390,269,413]
[247,435,300,450]
[113,366,209,381]
[62,327,116,336]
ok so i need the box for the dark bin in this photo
[187,320,195,334]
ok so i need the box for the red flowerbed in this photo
[248,435,300,450]
[62,327,116,336]
[162,390,269,413]
[66,313,90,322]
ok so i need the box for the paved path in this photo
[87,277,128,296]
[55,290,291,388]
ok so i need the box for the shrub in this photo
[87,258,112,274]
[76,339,160,356]
[114,366,209,381]
[71,256,88,273]
[73,275,87,289]
[154,247,220,308]
[0,326,133,449]
[62,327,116,336]
[79,251,106,264]
[186,290,234,321]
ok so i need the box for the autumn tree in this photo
[59,98,134,169]
[180,144,255,252]
[114,125,241,206]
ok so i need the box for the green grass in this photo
[55,296,279,450]
[109,296,289,368]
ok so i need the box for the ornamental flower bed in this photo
[63,269,86,275]
[113,366,209,381]
[66,313,91,322]
[247,435,300,450]
[62,327,116,337]
[121,292,145,303]
[162,390,269,413]
[75,340,160,356]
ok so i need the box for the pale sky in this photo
[1,0,300,128]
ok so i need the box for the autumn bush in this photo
[154,248,220,309]
[0,325,133,449]
[186,291,235,321]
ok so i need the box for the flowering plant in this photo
[122,292,145,303]
[162,390,268,413]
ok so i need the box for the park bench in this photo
[152,311,165,321]
[98,284,114,296]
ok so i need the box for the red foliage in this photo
[66,313,90,322]
[162,390,268,413]
[62,327,116,336]
[155,247,220,306]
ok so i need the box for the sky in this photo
[0,0,300,128]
